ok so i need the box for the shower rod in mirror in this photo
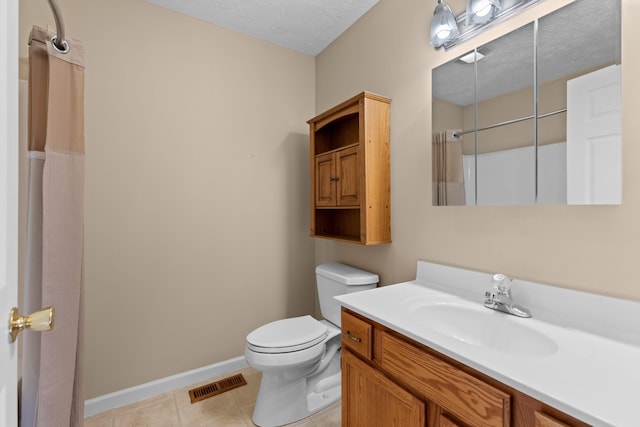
[452,108,566,138]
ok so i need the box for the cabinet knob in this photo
[330,176,340,182]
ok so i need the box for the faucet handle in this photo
[492,274,512,296]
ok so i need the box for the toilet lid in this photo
[247,315,328,354]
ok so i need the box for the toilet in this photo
[244,262,379,427]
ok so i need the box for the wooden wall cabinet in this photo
[307,92,391,244]
[341,309,592,427]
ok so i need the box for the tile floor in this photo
[84,367,341,427]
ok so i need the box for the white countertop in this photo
[335,261,640,427]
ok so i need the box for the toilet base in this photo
[251,349,342,427]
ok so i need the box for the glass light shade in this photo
[466,0,502,25]
[429,1,459,48]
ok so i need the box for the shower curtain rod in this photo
[452,107,567,139]
[46,0,68,53]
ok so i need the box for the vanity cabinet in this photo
[341,309,591,427]
[307,92,391,244]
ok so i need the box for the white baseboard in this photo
[84,356,248,418]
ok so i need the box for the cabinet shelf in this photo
[314,113,359,155]
[314,206,360,210]
[313,208,361,241]
[307,92,391,245]
[313,142,359,157]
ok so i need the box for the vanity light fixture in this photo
[429,0,459,49]
[466,0,502,25]
[430,0,542,50]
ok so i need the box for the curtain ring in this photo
[50,35,70,54]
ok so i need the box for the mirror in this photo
[432,0,621,205]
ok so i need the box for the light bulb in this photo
[466,0,501,25]
[437,28,452,39]
[429,0,459,48]
[475,3,492,17]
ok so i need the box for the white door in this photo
[566,64,622,205]
[1,0,20,425]
[0,1,18,427]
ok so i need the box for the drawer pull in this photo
[346,331,362,342]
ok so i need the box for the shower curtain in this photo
[22,26,85,427]
[432,131,466,206]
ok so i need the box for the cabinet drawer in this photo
[341,310,372,359]
[380,331,510,427]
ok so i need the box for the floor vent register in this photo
[188,373,247,404]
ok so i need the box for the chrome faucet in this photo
[484,274,531,318]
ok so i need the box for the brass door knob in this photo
[8,306,54,342]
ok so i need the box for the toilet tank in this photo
[316,262,379,327]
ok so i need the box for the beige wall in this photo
[315,0,640,301]
[432,98,464,139]
[19,0,316,398]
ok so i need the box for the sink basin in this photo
[411,302,558,357]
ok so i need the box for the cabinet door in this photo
[336,145,360,206]
[534,411,571,427]
[343,349,425,427]
[315,152,336,206]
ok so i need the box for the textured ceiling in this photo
[145,0,380,56]
[433,0,621,106]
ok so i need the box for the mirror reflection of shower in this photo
[432,0,621,206]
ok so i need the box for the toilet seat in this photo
[247,315,328,354]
